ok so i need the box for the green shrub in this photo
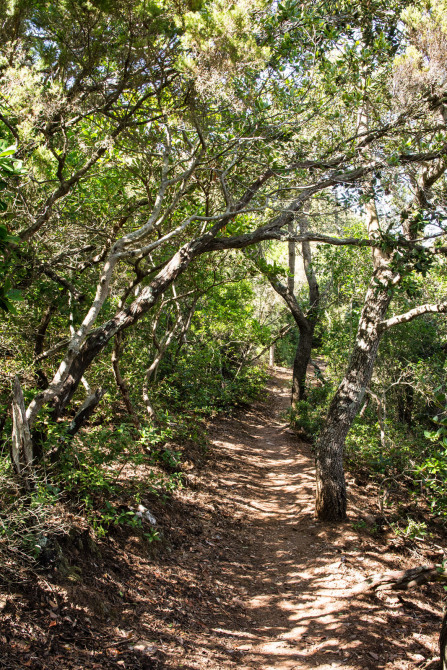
[290,384,331,439]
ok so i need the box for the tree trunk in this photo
[269,276,315,405]
[67,387,105,436]
[269,343,275,367]
[48,241,201,419]
[50,335,107,419]
[315,266,394,521]
[291,215,320,407]
[26,167,274,429]
[112,333,140,428]
[11,377,33,484]
[291,322,313,407]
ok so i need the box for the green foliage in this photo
[248,253,288,282]
[345,418,394,474]
[1,0,447,568]
[290,385,331,438]
[0,458,63,563]
[344,409,447,521]
[155,348,268,416]
[275,324,299,367]
[0,138,24,312]
[417,409,447,517]
[391,518,428,540]
[53,422,181,535]
[0,418,178,545]
[310,208,447,526]
[0,265,270,551]
[145,280,270,415]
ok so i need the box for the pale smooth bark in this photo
[380,302,447,330]
[11,377,33,484]
[25,143,207,426]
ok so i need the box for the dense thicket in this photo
[1,0,447,558]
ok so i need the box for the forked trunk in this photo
[292,215,319,407]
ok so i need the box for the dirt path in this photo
[1,368,444,669]
[177,368,442,670]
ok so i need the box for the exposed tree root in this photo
[352,565,445,594]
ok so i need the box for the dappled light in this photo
[183,369,442,670]
[2,1,447,667]
[0,371,444,669]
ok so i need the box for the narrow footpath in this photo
[176,368,442,670]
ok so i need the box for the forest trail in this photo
[179,368,441,670]
[1,369,443,670]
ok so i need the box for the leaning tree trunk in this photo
[48,243,199,419]
[314,155,447,521]
[315,265,394,521]
[25,168,274,430]
[270,260,317,408]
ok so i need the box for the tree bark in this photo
[11,377,33,484]
[291,321,313,406]
[290,215,320,407]
[270,276,313,404]
[111,333,140,429]
[49,239,204,419]
[314,99,392,521]
[67,387,105,436]
[313,145,447,521]
[315,265,394,521]
[28,168,274,427]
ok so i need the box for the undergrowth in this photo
[289,384,332,439]
[344,412,447,531]
[0,359,268,566]
[289,371,447,535]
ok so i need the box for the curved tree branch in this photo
[379,302,447,332]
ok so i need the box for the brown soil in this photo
[0,368,445,669]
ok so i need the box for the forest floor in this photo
[1,368,446,669]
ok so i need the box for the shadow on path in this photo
[190,368,442,670]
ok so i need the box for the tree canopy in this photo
[1,0,447,569]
